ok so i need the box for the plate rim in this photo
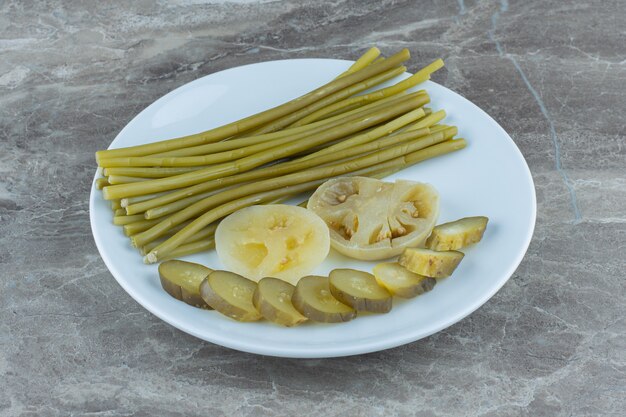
[89,58,537,358]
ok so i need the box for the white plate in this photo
[90,59,536,358]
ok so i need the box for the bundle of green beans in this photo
[95,47,466,263]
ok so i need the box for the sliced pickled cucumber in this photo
[199,270,262,322]
[292,275,356,323]
[399,248,464,278]
[329,269,392,313]
[425,216,489,251]
[159,260,213,309]
[253,277,307,327]
[372,262,436,298]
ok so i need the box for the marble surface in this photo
[1,0,625,415]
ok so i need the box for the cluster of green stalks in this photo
[95,47,466,264]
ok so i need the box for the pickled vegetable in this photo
[199,270,262,321]
[372,262,436,298]
[158,260,213,308]
[96,48,411,162]
[329,269,392,313]
[215,205,330,284]
[398,248,464,278]
[425,216,489,251]
[92,48,466,263]
[307,177,439,260]
[292,275,356,323]
[253,277,307,327]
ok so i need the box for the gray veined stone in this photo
[0,0,624,416]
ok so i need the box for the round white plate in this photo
[90,59,536,358]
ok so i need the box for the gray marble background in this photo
[1,0,625,416]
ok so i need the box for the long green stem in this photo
[310,90,418,121]
[223,47,382,139]
[103,167,205,178]
[124,218,195,237]
[404,138,466,164]
[145,87,415,159]
[141,223,218,255]
[153,239,216,261]
[311,127,453,170]
[95,178,110,189]
[295,104,429,162]
[95,49,410,162]
[123,218,162,236]
[143,126,433,220]
[121,191,172,208]
[107,175,150,184]
[145,189,221,219]
[99,95,417,169]
[221,48,381,140]
[110,199,122,210]
[282,101,427,160]
[429,124,451,133]
[336,47,381,79]
[125,105,428,215]
[289,59,444,128]
[146,110,359,158]
[132,132,447,248]
[247,66,407,135]
[407,109,446,130]
[100,133,299,168]
[103,95,422,200]
[113,214,146,226]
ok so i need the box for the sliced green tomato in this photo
[372,262,436,298]
[253,277,307,327]
[158,260,213,309]
[329,269,392,313]
[292,275,356,323]
[398,248,464,278]
[425,216,489,251]
[307,177,440,261]
[215,205,330,284]
[200,270,262,322]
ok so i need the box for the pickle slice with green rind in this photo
[399,248,464,278]
[200,270,262,321]
[425,216,488,251]
[329,269,392,313]
[159,260,213,309]
[373,262,436,298]
[292,275,356,323]
[253,277,307,327]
